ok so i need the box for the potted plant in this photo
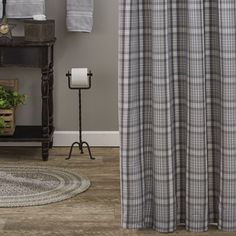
[0,85,26,135]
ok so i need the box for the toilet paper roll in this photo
[70,68,90,88]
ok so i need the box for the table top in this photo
[0,37,56,47]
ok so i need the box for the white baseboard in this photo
[54,131,120,147]
[0,131,120,147]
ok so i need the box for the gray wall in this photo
[0,0,119,131]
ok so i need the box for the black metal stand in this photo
[66,71,95,160]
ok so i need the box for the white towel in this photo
[0,0,45,18]
[67,0,94,32]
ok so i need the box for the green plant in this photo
[0,86,26,109]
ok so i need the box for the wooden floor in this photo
[0,147,234,236]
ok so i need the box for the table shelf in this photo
[0,126,54,142]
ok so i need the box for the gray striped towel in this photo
[0,0,45,18]
[67,0,94,32]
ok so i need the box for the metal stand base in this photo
[66,141,95,160]
[65,88,95,161]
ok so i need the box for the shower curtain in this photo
[119,0,236,233]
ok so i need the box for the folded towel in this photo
[0,0,45,18]
[67,0,94,32]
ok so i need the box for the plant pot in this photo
[0,108,15,136]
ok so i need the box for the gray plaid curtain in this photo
[119,0,236,233]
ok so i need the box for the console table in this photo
[0,37,56,161]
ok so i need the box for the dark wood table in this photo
[0,37,56,161]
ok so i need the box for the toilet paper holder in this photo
[66,70,92,90]
[65,70,95,161]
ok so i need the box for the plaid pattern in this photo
[119,0,236,233]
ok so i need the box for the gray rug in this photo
[0,166,90,208]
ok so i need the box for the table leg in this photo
[41,66,50,161]
[49,46,54,149]
[49,63,54,149]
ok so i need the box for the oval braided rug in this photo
[0,166,90,208]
